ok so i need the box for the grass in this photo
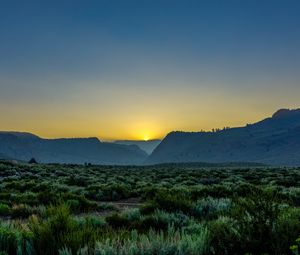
[0,160,299,254]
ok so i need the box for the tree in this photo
[28,158,37,164]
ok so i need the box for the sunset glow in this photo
[0,1,300,140]
[143,134,150,141]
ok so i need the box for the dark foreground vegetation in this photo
[0,160,299,255]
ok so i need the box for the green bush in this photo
[106,213,131,229]
[63,225,210,255]
[87,184,131,201]
[273,208,300,254]
[9,204,45,219]
[290,236,300,255]
[193,197,232,219]
[0,204,10,217]
[124,208,141,221]
[11,204,34,219]
[62,194,98,213]
[209,216,240,255]
[138,214,169,232]
[231,189,280,254]
[0,223,34,255]
[77,215,106,229]
[0,224,19,255]
[29,204,99,255]
[147,190,193,214]
[191,185,232,200]
[66,199,80,212]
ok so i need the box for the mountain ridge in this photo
[147,108,300,166]
[0,132,147,165]
[1,108,300,166]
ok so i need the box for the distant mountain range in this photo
[1,108,300,166]
[114,139,161,154]
[147,108,300,166]
[0,132,147,165]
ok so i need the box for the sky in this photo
[0,0,300,141]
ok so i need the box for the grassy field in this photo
[0,160,299,254]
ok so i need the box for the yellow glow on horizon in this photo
[133,129,155,141]
[1,81,300,141]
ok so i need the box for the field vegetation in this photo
[0,160,299,254]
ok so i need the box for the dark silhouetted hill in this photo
[0,132,147,165]
[147,109,300,166]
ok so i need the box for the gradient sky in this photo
[1,0,300,140]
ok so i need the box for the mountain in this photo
[114,139,161,154]
[0,132,147,165]
[147,109,300,166]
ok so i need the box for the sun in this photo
[143,134,150,141]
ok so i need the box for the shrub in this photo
[124,208,141,221]
[290,236,300,255]
[15,192,39,206]
[148,190,193,214]
[138,214,169,232]
[0,224,19,255]
[272,208,300,255]
[140,202,157,215]
[89,184,131,201]
[119,209,189,233]
[191,185,232,200]
[0,204,10,217]
[209,216,240,255]
[37,191,59,205]
[106,213,131,229]
[66,199,80,212]
[231,189,280,254]
[11,204,34,219]
[0,222,35,255]
[90,225,210,255]
[62,194,98,213]
[29,203,99,255]
[79,216,106,229]
[193,197,232,219]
